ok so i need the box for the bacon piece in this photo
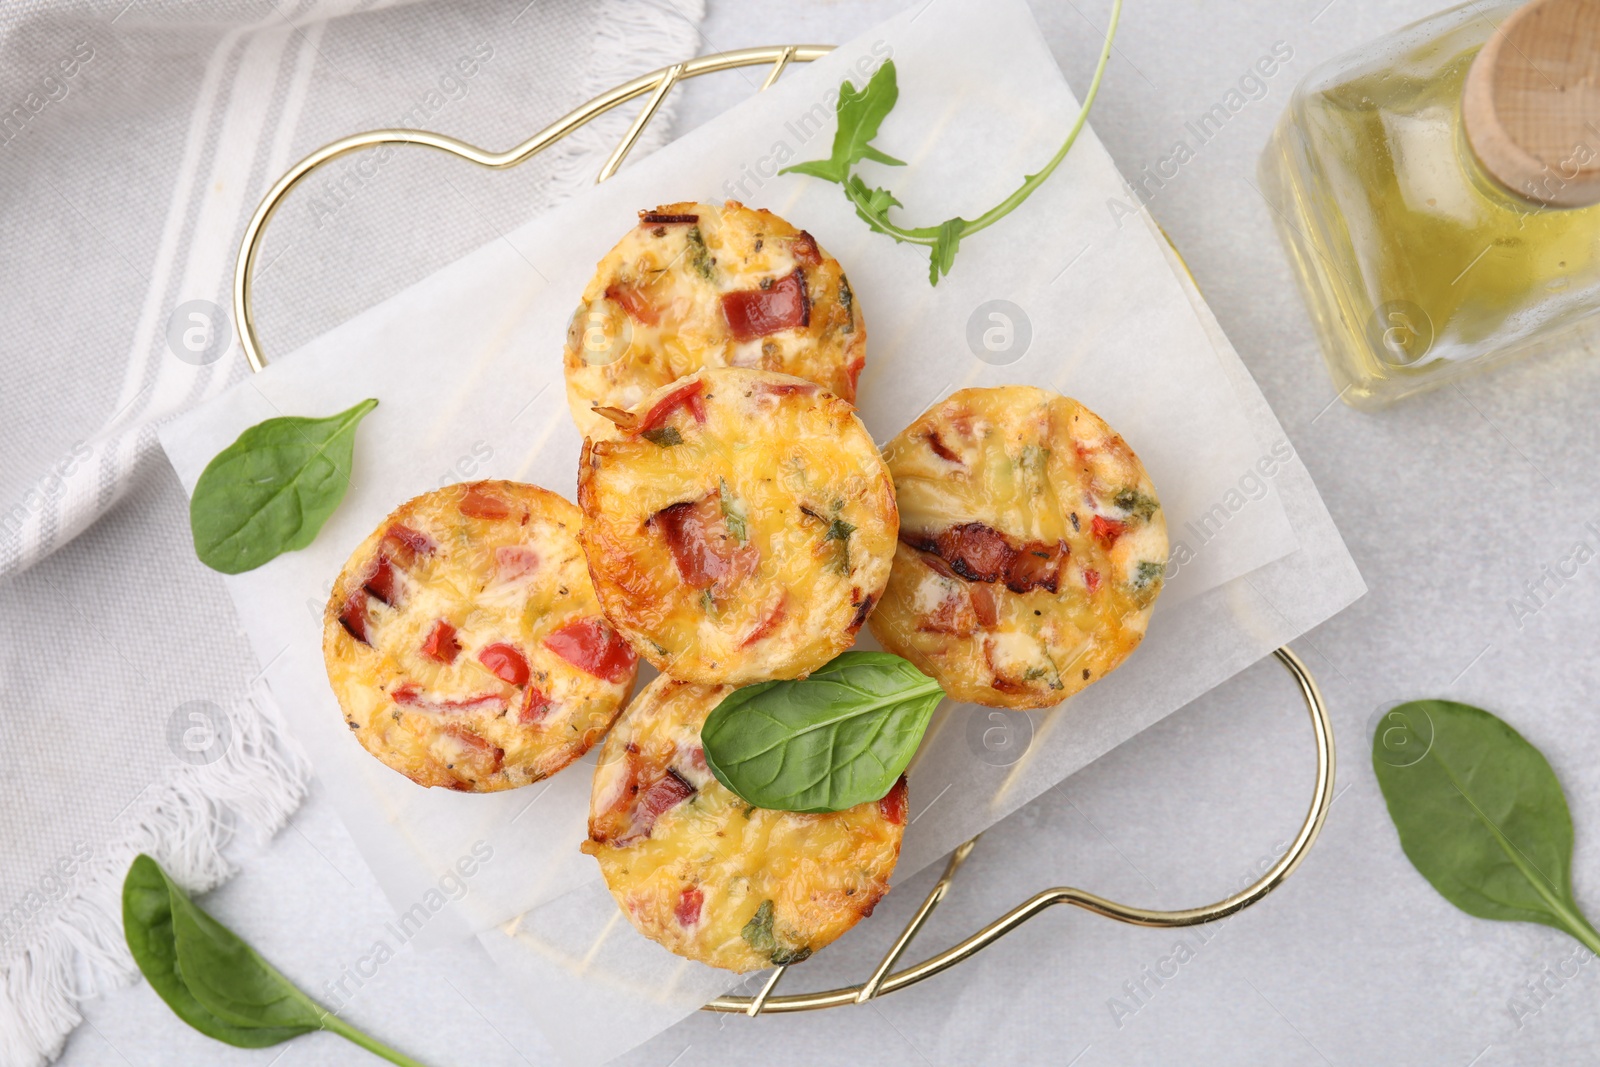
[640,211,698,224]
[675,885,705,927]
[1004,540,1068,595]
[740,596,787,647]
[338,590,371,644]
[969,584,999,628]
[721,270,809,342]
[544,617,638,683]
[791,230,822,266]
[879,776,908,825]
[442,723,504,776]
[848,593,875,633]
[494,546,539,582]
[1083,568,1101,595]
[1091,515,1126,547]
[421,620,461,664]
[925,430,962,464]
[920,587,977,635]
[652,493,757,592]
[392,686,507,715]
[935,523,1016,584]
[604,280,663,326]
[845,354,865,399]
[918,549,959,581]
[519,685,555,724]
[459,488,512,521]
[635,379,707,437]
[477,643,530,686]
[382,524,436,566]
[635,769,695,834]
[757,380,818,397]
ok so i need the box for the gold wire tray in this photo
[233,44,1335,1016]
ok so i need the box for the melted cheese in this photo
[563,200,865,438]
[323,481,638,790]
[579,367,898,685]
[582,676,905,972]
[870,387,1168,708]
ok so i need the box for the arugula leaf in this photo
[700,651,943,813]
[1372,701,1600,953]
[845,177,906,239]
[190,398,378,574]
[122,854,430,1065]
[781,0,1122,285]
[928,218,967,286]
[779,61,905,184]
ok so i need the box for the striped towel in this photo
[0,1,703,1064]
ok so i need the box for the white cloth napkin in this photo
[0,1,704,1064]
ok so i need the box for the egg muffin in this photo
[869,387,1167,709]
[577,366,897,685]
[323,481,639,791]
[582,674,907,972]
[562,200,865,438]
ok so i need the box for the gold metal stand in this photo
[234,46,1335,1014]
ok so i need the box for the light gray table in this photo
[61,1,1600,1064]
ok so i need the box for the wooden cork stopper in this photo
[1463,0,1600,208]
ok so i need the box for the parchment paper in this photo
[160,0,1363,1057]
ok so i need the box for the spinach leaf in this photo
[123,855,312,1048]
[190,397,378,574]
[781,0,1122,285]
[779,60,905,184]
[701,651,943,813]
[122,854,430,1065]
[1372,700,1600,953]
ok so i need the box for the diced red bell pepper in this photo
[421,620,461,664]
[635,379,707,436]
[544,617,638,683]
[1091,515,1126,547]
[477,642,530,686]
[675,885,704,927]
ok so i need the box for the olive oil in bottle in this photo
[1261,0,1600,407]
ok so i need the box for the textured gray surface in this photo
[60,0,1600,1064]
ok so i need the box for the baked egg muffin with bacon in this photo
[869,387,1167,709]
[323,480,639,791]
[577,366,897,685]
[582,674,907,972]
[563,200,865,438]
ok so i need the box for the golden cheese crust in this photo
[563,200,865,439]
[581,675,907,972]
[322,481,640,791]
[577,367,898,685]
[869,387,1167,709]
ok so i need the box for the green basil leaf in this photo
[122,855,431,1066]
[1373,700,1600,952]
[122,855,315,1048]
[701,651,943,813]
[190,397,378,574]
[168,883,325,1032]
[778,60,905,185]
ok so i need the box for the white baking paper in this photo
[160,0,1363,1058]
